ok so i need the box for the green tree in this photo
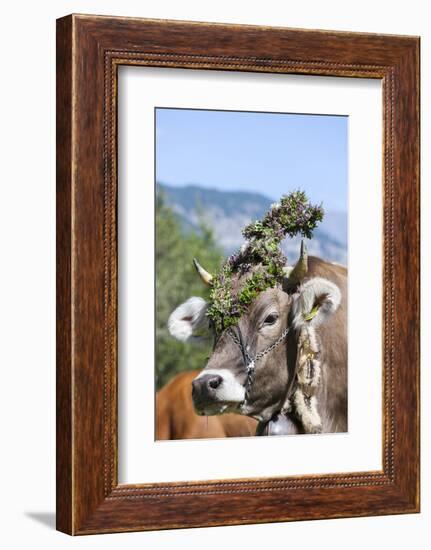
[155,195,223,389]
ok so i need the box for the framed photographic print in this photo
[56,14,420,535]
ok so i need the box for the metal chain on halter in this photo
[226,325,290,402]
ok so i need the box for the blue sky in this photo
[155,108,348,212]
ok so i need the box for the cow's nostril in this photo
[208,375,222,390]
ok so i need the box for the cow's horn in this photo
[287,240,308,285]
[193,258,213,286]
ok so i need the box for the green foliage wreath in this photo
[206,191,324,333]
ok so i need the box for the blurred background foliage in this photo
[155,193,223,389]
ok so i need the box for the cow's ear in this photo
[291,277,341,329]
[168,297,211,344]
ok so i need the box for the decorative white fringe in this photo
[293,324,323,434]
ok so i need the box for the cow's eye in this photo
[263,313,279,326]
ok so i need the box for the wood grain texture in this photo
[56,14,420,535]
[56,15,73,535]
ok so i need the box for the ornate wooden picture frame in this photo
[56,14,420,535]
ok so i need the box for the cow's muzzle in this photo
[191,369,246,415]
[192,374,223,414]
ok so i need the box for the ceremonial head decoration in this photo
[193,190,324,333]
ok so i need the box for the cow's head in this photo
[168,244,341,422]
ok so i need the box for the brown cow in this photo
[156,370,257,440]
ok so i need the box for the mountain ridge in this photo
[157,182,347,265]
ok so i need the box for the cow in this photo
[156,370,257,439]
[167,246,347,436]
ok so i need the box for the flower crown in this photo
[194,190,324,333]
